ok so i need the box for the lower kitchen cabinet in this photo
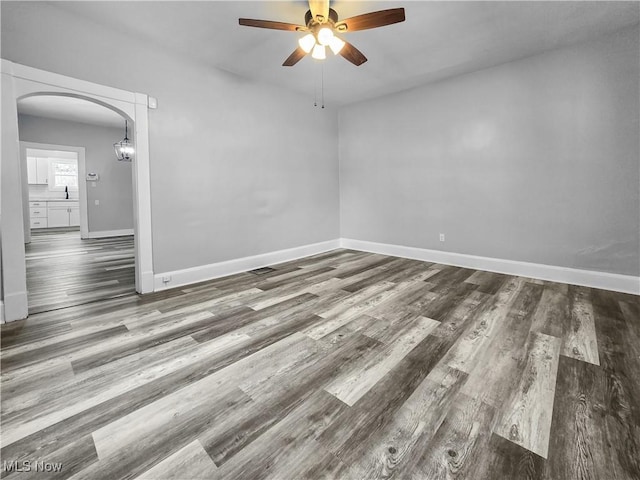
[30,201,80,228]
[69,206,80,226]
[47,205,72,228]
[47,202,80,227]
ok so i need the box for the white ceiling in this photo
[47,1,640,105]
[18,95,126,128]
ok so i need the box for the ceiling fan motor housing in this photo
[305,7,339,26]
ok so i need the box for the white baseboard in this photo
[2,291,29,323]
[87,229,134,239]
[340,238,640,295]
[150,236,638,295]
[0,300,4,324]
[154,239,341,291]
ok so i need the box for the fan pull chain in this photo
[312,63,325,109]
[321,63,325,109]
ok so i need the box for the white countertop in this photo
[30,198,79,202]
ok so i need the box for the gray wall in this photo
[3,2,636,282]
[2,2,340,274]
[339,25,640,277]
[18,114,134,233]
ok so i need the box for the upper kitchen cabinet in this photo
[27,157,49,184]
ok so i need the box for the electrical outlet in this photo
[439,233,445,242]
[94,199,100,206]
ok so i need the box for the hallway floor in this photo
[25,230,135,314]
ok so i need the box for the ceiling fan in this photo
[239,1,405,67]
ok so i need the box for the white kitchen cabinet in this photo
[29,206,47,229]
[30,218,47,228]
[27,157,37,183]
[47,205,71,228]
[69,206,80,227]
[30,201,48,228]
[30,206,47,218]
[31,201,80,229]
[27,157,49,185]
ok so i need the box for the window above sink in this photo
[49,158,78,192]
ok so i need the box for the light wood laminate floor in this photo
[25,230,135,315]
[1,248,638,479]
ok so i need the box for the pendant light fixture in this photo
[114,120,134,162]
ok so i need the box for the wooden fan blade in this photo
[308,0,330,23]
[239,18,304,31]
[340,41,367,66]
[283,47,307,66]
[336,8,405,32]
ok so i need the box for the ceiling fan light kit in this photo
[298,33,316,53]
[312,44,326,60]
[316,26,334,46]
[328,36,345,55]
[238,1,405,67]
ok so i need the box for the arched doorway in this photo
[18,95,138,313]
[1,60,153,322]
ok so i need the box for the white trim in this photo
[1,291,28,322]
[340,238,640,295]
[1,59,154,320]
[4,60,136,104]
[0,301,5,324]
[86,229,134,239]
[1,61,29,323]
[154,239,341,291]
[132,93,154,293]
